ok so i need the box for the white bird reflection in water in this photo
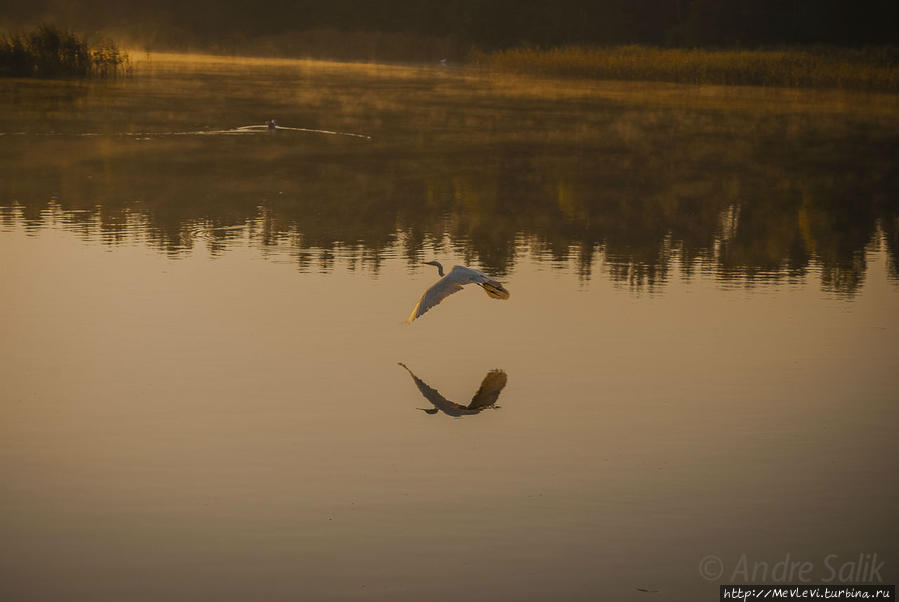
[398,363,508,417]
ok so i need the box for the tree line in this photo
[4,0,898,54]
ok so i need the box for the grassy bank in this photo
[475,45,899,92]
[0,25,129,78]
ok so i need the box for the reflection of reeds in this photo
[0,24,130,78]
[475,45,899,92]
[1,60,895,293]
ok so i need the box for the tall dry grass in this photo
[475,45,899,92]
[0,24,130,78]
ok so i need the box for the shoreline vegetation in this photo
[2,1,896,87]
[0,25,130,78]
[474,45,899,92]
[2,23,897,93]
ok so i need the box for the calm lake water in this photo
[1,54,898,601]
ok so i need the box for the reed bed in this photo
[0,25,130,78]
[476,45,899,92]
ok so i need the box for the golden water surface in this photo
[1,55,897,601]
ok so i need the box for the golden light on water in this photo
[1,34,898,602]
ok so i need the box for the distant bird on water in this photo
[267,119,278,130]
[407,261,510,322]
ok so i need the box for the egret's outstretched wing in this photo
[463,267,510,300]
[398,363,449,405]
[467,370,508,410]
[407,264,509,322]
[398,363,468,414]
[407,275,465,322]
[479,278,510,300]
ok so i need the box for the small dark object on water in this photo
[267,119,278,130]
[636,587,659,593]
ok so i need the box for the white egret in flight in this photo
[407,261,510,322]
[398,363,508,416]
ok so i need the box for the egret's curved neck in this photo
[432,262,444,277]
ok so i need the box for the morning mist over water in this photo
[1,14,898,602]
[3,59,897,293]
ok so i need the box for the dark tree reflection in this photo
[1,66,896,294]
